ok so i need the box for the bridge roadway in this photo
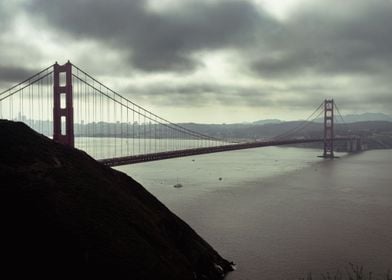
[99,137,352,167]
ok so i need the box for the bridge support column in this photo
[357,138,363,151]
[53,61,74,147]
[353,138,358,152]
[353,138,362,152]
[346,139,352,153]
[322,99,335,158]
[347,137,364,153]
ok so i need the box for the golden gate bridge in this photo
[0,61,363,166]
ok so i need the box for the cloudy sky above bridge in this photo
[0,0,391,123]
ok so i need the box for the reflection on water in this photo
[116,147,392,279]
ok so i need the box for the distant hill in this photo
[252,119,282,125]
[339,113,392,123]
[245,113,392,125]
[314,112,392,123]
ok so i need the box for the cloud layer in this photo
[29,0,268,72]
[0,0,391,122]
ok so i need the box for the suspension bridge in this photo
[0,61,363,167]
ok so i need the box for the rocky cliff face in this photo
[0,120,232,279]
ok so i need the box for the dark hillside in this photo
[0,120,232,279]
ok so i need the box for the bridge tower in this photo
[53,61,74,147]
[322,99,334,158]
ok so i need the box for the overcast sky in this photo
[0,0,391,123]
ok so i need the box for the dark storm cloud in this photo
[0,1,45,87]
[6,0,389,116]
[28,0,273,72]
[0,65,37,84]
[123,80,338,109]
[251,1,392,78]
[125,81,280,107]
[28,0,392,80]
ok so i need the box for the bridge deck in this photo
[98,138,351,167]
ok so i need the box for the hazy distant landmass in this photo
[247,112,392,124]
[19,112,392,150]
[312,112,392,123]
[251,119,282,125]
[178,113,392,149]
[180,120,392,149]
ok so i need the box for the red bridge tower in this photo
[53,61,74,147]
[322,99,334,158]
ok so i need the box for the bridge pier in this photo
[346,139,352,152]
[346,137,364,153]
[53,61,74,147]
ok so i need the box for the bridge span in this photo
[0,61,364,164]
[99,137,355,166]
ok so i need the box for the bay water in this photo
[112,146,392,279]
